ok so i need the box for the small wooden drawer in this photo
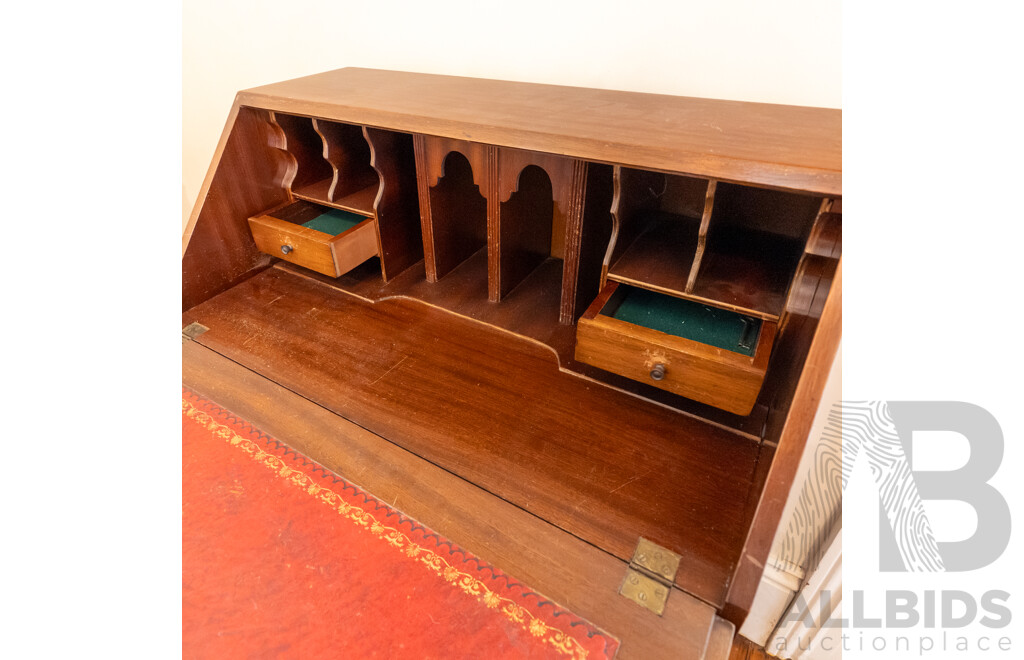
[248,200,379,277]
[575,282,777,415]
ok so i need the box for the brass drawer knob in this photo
[650,363,666,381]
[281,245,294,255]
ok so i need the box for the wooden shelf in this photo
[291,248,567,352]
[291,178,333,205]
[689,228,804,320]
[292,179,378,218]
[332,183,378,217]
[272,113,380,219]
[607,210,701,298]
[604,206,796,322]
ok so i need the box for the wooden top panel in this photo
[239,68,841,195]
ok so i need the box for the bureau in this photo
[182,68,841,655]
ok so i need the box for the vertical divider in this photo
[600,166,663,287]
[270,113,332,194]
[412,134,438,282]
[488,147,587,314]
[600,165,624,288]
[804,198,842,259]
[559,160,589,324]
[573,163,615,319]
[491,147,572,303]
[486,146,501,302]
[310,118,339,200]
[755,197,840,412]
[411,135,491,283]
[364,127,423,282]
[314,119,377,203]
[266,111,298,199]
[778,198,842,330]
[684,179,718,292]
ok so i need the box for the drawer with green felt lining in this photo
[575,281,777,416]
[248,200,378,278]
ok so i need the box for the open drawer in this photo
[248,200,379,277]
[575,282,777,415]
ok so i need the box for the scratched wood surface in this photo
[184,339,743,659]
[183,267,762,606]
[277,257,770,438]
[181,69,843,634]
[729,634,773,660]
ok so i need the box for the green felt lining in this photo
[610,286,760,356]
[301,209,364,236]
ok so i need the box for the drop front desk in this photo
[182,68,841,658]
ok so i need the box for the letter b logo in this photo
[842,401,1010,571]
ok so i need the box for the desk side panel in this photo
[723,260,842,626]
[183,105,289,311]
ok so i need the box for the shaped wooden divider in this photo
[269,112,332,195]
[413,135,492,283]
[363,127,422,282]
[312,119,378,214]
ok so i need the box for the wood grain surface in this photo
[280,256,771,438]
[723,260,841,625]
[413,136,492,282]
[183,340,736,660]
[363,127,423,282]
[182,107,285,311]
[247,212,341,277]
[729,635,773,660]
[182,69,842,639]
[183,268,763,606]
[239,68,841,195]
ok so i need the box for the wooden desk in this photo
[183,68,841,656]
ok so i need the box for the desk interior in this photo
[182,266,767,607]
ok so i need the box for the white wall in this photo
[182,0,841,225]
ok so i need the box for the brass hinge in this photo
[182,322,209,342]
[619,537,681,616]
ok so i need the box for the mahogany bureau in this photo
[182,68,841,658]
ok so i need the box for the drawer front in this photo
[576,316,770,415]
[248,214,378,278]
[575,285,776,416]
[249,215,340,276]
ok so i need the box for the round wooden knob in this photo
[650,364,666,381]
[281,245,293,255]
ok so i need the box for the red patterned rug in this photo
[182,388,619,659]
